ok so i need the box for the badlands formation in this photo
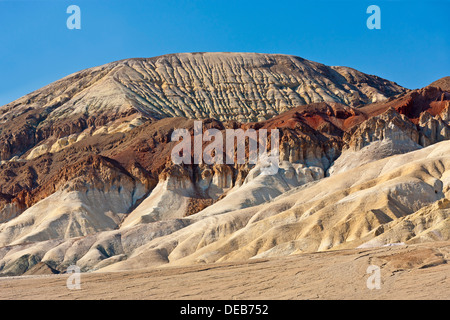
[0,53,448,298]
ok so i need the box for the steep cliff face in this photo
[328,85,450,175]
[346,85,450,146]
[343,108,420,151]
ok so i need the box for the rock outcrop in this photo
[0,52,448,276]
[1,140,449,275]
[0,52,407,162]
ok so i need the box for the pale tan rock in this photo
[1,53,406,130]
[2,141,450,276]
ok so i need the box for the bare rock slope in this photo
[0,52,407,162]
[0,52,448,277]
[0,139,449,275]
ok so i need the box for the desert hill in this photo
[0,53,448,277]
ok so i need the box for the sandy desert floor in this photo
[0,241,448,300]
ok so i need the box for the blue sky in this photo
[0,0,448,106]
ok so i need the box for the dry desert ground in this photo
[0,240,448,300]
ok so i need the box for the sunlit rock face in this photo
[0,52,407,162]
[0,52,449,276]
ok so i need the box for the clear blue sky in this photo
[0,0,448,106]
